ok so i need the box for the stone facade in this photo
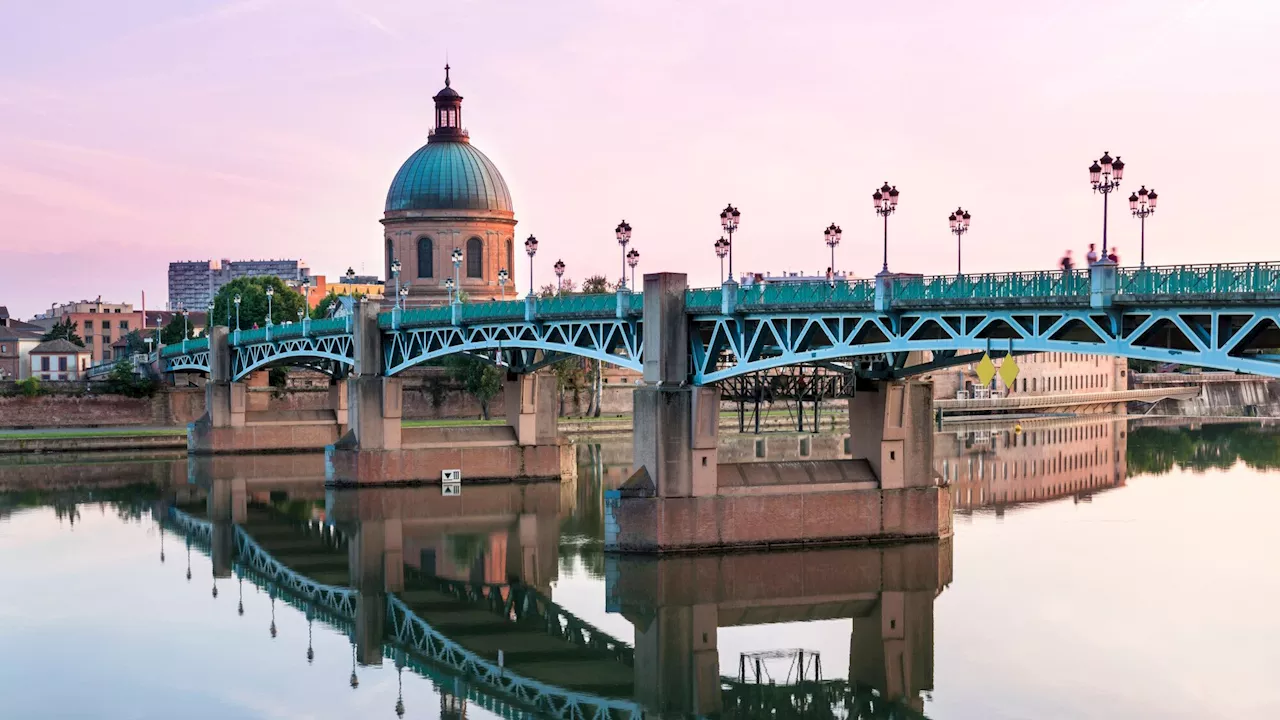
[383,212,518,305]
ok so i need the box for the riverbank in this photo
[0,410,847,454]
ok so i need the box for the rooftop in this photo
[31,339,89,354]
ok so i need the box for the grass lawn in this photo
[0,427,188,440]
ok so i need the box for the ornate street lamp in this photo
[498,268,509,299]
[444,277,455,303]
[871,182,899,274]
[181,307,189,341]
[948,207,971,275]
[714,237,729,282]
[524,235,538,297]
[451,247,463,301]
[823,223,842,285]
[554,259,566,295]
[615,220,632,290]
[233,294,241,331]
[265,286,274,326]
[345,266,355,283]
[390,257,402,305]
[626,248,640,290]
[1088,151,1125,257]
[719,204,741,281]
[1129,185,1157,266]
[398,285,409,309]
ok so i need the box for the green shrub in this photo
[16,377,42,397]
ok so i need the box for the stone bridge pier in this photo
[608,540,952,716]
[607,273,952,553]
[188,326,349,454]
[326,300,574,485]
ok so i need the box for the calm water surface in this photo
[2,418,1278,719]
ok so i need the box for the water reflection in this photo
[4,420,1280,718]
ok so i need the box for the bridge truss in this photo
[383,318,643,376]
[690,305,1280,383]
[231,333,355,382]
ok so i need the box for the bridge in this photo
[161,484,947,720]
[157,261,1280,552]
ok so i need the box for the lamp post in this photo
[301,280,310,313]
[714,237,729,282]
[451,247,463,302]
[554,260,565,295]
[626,248,640,290]
[871,182,899,274]
[390,257,402,305]
[207,301,214,333]
[181,308,189,341]
[524,235,538,297]
[615,220,632,290]
[948,207,971,275]
[1129,185,1157,266]
[398,285,409,308]
[1088,151,1125,257]
[345,266,355,283]
[823,223,842,285]
[265,287,274,326]
[233,294,241,331]
[444,277,454,303]
[498,268,509,299]
[719,204,741,281]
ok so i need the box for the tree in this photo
[208,276,307,330]
[159,314,197,345]
[580,275,612,294]
[103,359,158,398]
[41,318,84,347]
[117,330,149,356]
[445,354,504,420]
[539,278,576,298]
[312,291,359,320]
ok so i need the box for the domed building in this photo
[382,66,517,305]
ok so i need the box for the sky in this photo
[2,0,1279,319]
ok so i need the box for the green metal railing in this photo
[895,270,1089,301]
[308,317,351,335]
[235,327,269,345]
[1118,262,1280,296]
[535,292,621,317]
[160,338,208,358]
[458,299,526,323]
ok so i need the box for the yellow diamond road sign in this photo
[975,353,997,386]
[999,355,1021,388]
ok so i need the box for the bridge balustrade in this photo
[159,337,209,358]
[1117,261,1280,297]
[894,269,1089,302]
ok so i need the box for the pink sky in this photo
[2,0,1279,319]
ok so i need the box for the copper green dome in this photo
[384,141,513,213]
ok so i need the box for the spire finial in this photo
[444,63,450,87]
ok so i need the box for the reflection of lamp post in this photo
[871,182,899,274]
[719,204,741,280]
[714,237,729,282]
[524,235,538,297]
[306,612,315,663]
[1088,151,1125,257]
[615,220,632,290]
[948,207,971,275]
[626,248,640,290]
[823,223,842,285]
[269,589,277,638]
[1129,185,1157,266]
[349,640,359,689]
[498,268,509,299]
[159,527,165,563]
[237,577,244,616]
[554,260,566,296]
[265,287,275,326]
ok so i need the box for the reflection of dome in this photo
[384,141,512,213]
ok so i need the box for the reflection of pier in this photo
[935,416,1127,512]
[607,541,952,717]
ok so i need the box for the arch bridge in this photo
[162,262,1280,383]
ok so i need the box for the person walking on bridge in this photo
[1060,250,1075,273]
[1086,243,1099,266]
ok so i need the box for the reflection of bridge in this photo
[162,467,950,719]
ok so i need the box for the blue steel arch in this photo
[383,319,643,376]
[689,305,1280,383]
[231,334,356,382]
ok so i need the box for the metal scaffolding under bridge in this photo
[719,365,857,434]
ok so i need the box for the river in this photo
[1,417,1277,719]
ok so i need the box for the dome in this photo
[384,141,513,213]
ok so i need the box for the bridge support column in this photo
[848,380,935,489]
[189,327,245,454]
[208,475,247,579]
[850,589,936,712]
[633,604,721,716]
[503,372,557,446]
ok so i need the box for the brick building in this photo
[28,340,91,381]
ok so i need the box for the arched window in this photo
[386,237,394,280]
[506,238,513,274]
[417,237,433,278]
[466,237,483,278]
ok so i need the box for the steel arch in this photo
[164,349,210,375]
[231,334,355,381]
[384,319,643,376]
[690,306,1280,383]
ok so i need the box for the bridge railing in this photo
[895,269,1089,301]
[384,291,640,329]
[159,337,209,358]
[687,280,877,311]
[1118,262,1280,296]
